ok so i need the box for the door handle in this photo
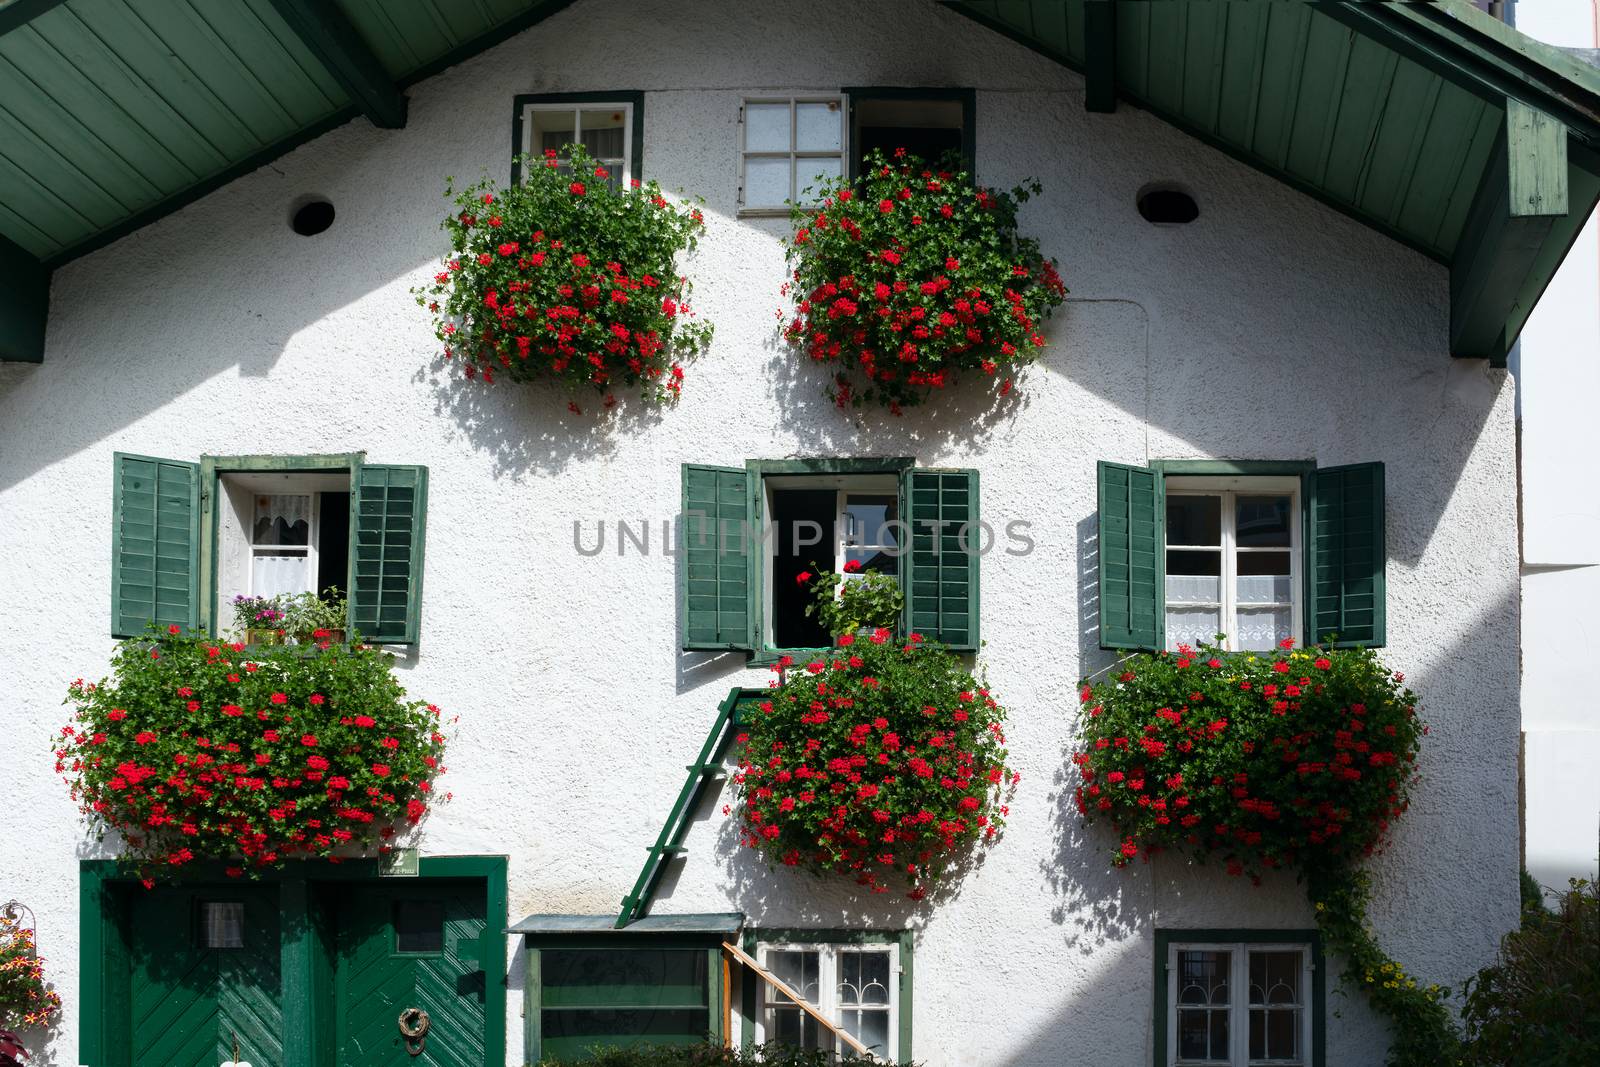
[398,1007,431,1057]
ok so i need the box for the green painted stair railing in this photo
[616,687,765,928]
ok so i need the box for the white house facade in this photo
[0,2,1595,1065]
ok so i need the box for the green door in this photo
[333,881,489,1066]
[128,884,283,1066]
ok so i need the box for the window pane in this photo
[838,950,891,1006]
[745,103,791,152]
[1265,1008,1300,1060]
[1250,950,1302,1004]
[252,555,309,599]
[541,948,709,1007]
[393,899,444,953]
[797,156,840,201]
[253,495,311,546]
[541,1008,710,1058]
[844,1008,890,1056]
[1178,950,1231,1004]
[744,157,791,207]
[1167,608,1222,649]
[845,496,897,547]
[1167,549,1221,576]
[579,108,627,160]
[795,101,842,150]
[530,108,577,153]
[1237,550,1292,578]
[1236,607,1292,651]
[1166,574,1221,605]
[200,902,243,949]
[767,950,820,1003]
[1167,495,1221,546]
[1236,573,1293,604]
[1236,495,1292,548]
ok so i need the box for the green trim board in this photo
[510,91,646,185]
[264,0,407,129]
[78,855,508,1067]
[737,927,915,1064]
[1151,928,1325,1067]
[0,233,48,362]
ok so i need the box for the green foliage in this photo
[1462,878,1600,1067]
[416,144,713,407]
[0,914,59,1030]
[1519,867,1546,923]
[735,631,1014,897]
[801,565,903,637]
[1073,640,1458,1065]
[782,147,1067,412]
[55,626,449,879]
[280,588,348,641]
[538,1042,902,1066]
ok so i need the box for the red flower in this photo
[270,692,288,705]
[843,559,863,573]
[795,571,813,585]
[300,734,318,747]
[569,181,586,196]
[167,624,180,635]
[371,764,391,778]
[133,731,157,745]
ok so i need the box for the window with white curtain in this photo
[250,493,316,599]
[1166,941,1312,1066]
[755,940,898,1061]
[519,101,635,188]
[739,96,846,212]
[1164,476,1300,652]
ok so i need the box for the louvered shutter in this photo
[1307,462,1386,647]
[349,465,428,644]
[680,464,754,651]
[111,453,200,637]
[900,468,980,651]
[1097,460,1163,650]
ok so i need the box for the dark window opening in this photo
[1138,187,1199,225]
[394,899,445,954]
[850,95,970,177]
[199,901,244,949]
[317,490,350,598]
[291,200,336,236]
[771,489,837,650]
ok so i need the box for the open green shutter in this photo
[1097,460,1163,650]
[901,468,980,651]
[349,465,428,645]
[681,464,754,651]
[1308,462,1386,648]
[111,453,200,637]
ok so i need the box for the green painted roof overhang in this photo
[945,0,1600,366]
[0,0,576,362]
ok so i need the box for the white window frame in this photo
[518,100,635,186]
[1166,941,1313,1067]
[247,491,319,601]
[762,474,900,649]
[738,94,847,215]
[754,940,900,1061]
[1163,476,1301,653]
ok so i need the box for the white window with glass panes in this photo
[214,470,351,628]
[1164,477,1299,652]
[740,96,846,213]
[763,474,899,650]
[520,101,634,188]
[755,941,899,1061]
[1167,942,1312,1066]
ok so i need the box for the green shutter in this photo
[680,464,754,651]
[349,464,428,645]
[1308,462,1386,647]
[111,453,200,637]
[1097,460,1163,650]
[900,468,980,651]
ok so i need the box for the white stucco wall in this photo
[0,1,1524,1064]
[1507,0,1600,894]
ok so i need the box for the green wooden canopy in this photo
[2,0,1597,364]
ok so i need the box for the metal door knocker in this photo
[398,1007,431,1057]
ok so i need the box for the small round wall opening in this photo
[1137,185,1199,225]
[291,199,335,236]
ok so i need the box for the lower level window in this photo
[756,941,898,1060]
[537,947,712,1059]
[1167,941,1312,1065]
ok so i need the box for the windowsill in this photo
[748,646,830,669]
[735,206,792,219]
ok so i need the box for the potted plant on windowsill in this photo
[799,560,903,643]
[231,594,286,646]
[282,588,348,646]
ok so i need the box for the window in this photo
[739,96,846,212]
[1096,461,1385,651]
[393,899,445,954]
[765,474,900,649]
[110,453,428,644]
[511,93,643,187]
[753,939,904,1062]
[847,89,974,178]
[679,462,980,657]
[1164,477,1299,652]
[1160,937,1321,1067]
[198,901,244,949]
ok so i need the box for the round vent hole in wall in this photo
[1137,185,1199,225]
[291,199,336,236]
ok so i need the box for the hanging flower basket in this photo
[0,911,59,1033]
[415,144,714,408]
[733,629,1016,898]
[55,626,450,881]
[781,147,1067,413]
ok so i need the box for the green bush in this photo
[1462,878,1599,1067]
[539,1042,902,1066]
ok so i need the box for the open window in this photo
[110,453,427,644]
[847,88,975,178]
[511,92,644,187]
[680,461,979,658]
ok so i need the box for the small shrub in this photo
[539,1041,901,1066]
